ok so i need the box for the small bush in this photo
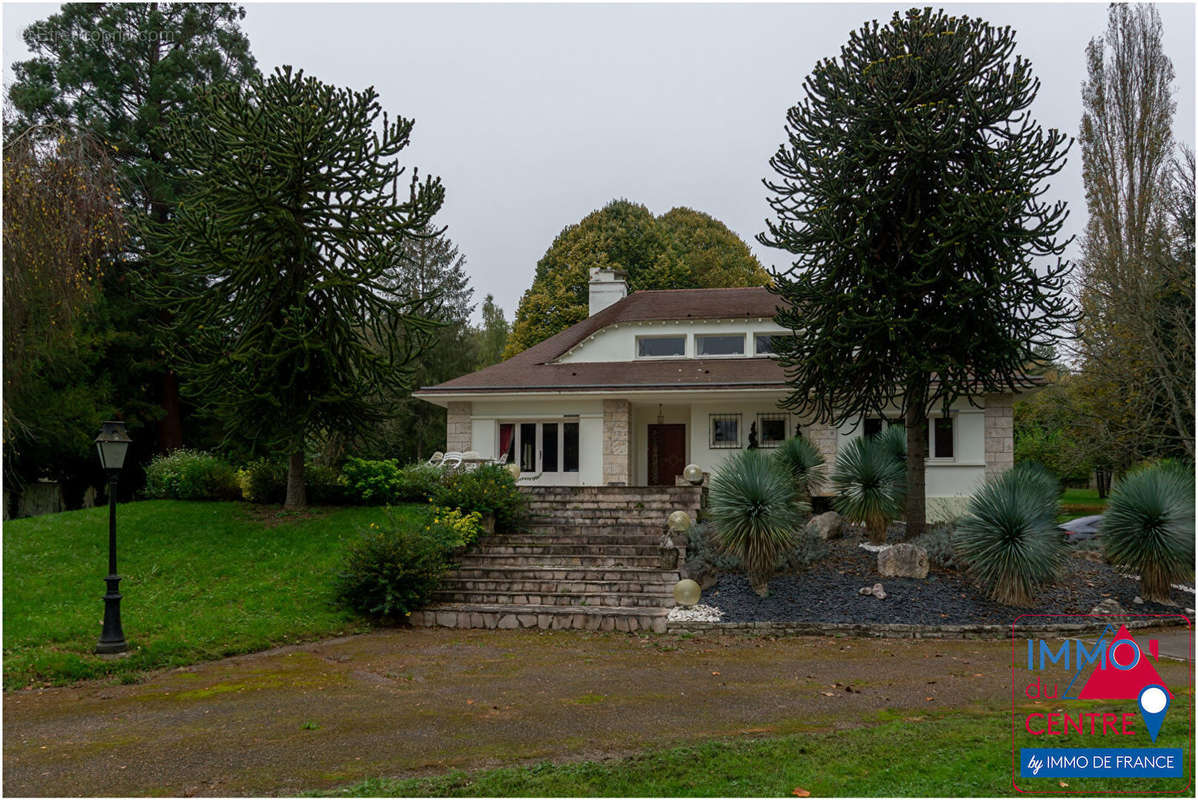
[239,458,287,504]
[394,463,445,502]
[773,435,826,499]
[684,522,742,582]
[952,466,1065,606]
[1101,463,1194,604]
[913,523,960,571]
[831,435,906,544]
[306,463,353,505]
[709,449,806,596]
[144,450,240,501]
[432,465,526,532]
[334,508,462,620]
[342,457,404,504]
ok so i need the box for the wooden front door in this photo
[647,424,686,486]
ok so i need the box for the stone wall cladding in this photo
[805,423,838,473]
[602,399,633,485]
[446,401,472,452]
[984,393,1015,480]
[667,615,1189,639]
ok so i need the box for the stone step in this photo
[473,543,670,556]
[431,590,673,608]
[529,514,674,526]
[525,499,683,510]
[520,524,668,538]
[491,533,669,546]
[439,577,675,594]
[411,603,670,632]
[458,552,671,569]
[452,565,681,582]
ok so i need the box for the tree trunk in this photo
[904,405,928,539]
[157,370,184,451]
[285,451,306,508]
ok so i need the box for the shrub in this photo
[773,435,826,499]
[1101,463,1195,604]
[709,449,806,596]
[144,450,240,501]
[683,522,742,583]
[342,457,404,504]
[394,463,445,502]
[239,458,287,504]
[306,463,353,506]
[831,435,906,544]
[1010,461,1062,502]
[334,508,461,620]
[913,523,960,571]
[432,465,526,532]
[952,466,1065,606]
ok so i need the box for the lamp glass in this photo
[94,421,132,472]
[683,464,704,485]
[506,462,521,480]
[673,579,701,606]
[668,510,692,532]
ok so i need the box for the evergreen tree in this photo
[7,3,258,455]
[140,67,445,507]
[474,295,511,370]
[760,8,1075,537]
[505,200,768,356]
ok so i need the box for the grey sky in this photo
[5,2,1195,323]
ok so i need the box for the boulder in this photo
[1091,598,1125,616]
[877,543,929,579]
[806,511,844,540]
[857,583,887,599]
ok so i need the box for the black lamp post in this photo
[95,420,131,654]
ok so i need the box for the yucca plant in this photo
[952,467,1065,606]
[1010,461,1061,505]
[709,449,806,596]
[773,435,826,500]
[831,435,906,544]
[1101,463,1195,604]
[874,423,907,464]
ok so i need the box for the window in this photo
[637,335,685,358]
[563,422,579,473]
[710,413,741,449]
[932,416,954,459]
[863,418,884,438]
[755,334,781,356]
[696,334,745,357]
[520,423,537,472]
[542,422,558,472]
[757,413,787,448]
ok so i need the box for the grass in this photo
[3,500,420,688]
[1059,487,1108,519]
[320,700,1191,796]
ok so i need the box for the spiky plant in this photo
[874,423,907,464]
[831,435,906,544]
[1010,461,1061,505]
[1101,463,1195,604]
[709,449,807,596]
[952,467,1065,606]
[773,435,826,500]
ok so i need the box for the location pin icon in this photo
[1138,685,1170,742]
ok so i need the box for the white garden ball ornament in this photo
[683,463,704,485]
[668,510,692,532]
[506,462,521,480]
[673,579,701,606]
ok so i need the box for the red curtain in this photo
[499,424,514,460]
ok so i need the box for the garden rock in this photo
[806,511,844,541]
[1091,598,1125,616]
[877,543,928,579]
[858,583,886,599]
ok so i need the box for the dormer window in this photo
[696,334,745,357]
[637,335,686,358]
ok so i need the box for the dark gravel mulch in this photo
[703,537,1193,626]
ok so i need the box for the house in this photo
[415,268,1028,521]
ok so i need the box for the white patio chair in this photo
[440,452,463,470]
[427,451,444,467]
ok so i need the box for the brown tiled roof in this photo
[418,287,784,394]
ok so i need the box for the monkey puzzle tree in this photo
[141,67,445,507]
[760,8,1075,538]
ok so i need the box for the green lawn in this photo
[1059,487,1108,519]
[4,500,417,688]
[325,703,1192,797]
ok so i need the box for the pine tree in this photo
[474,295,511,370]
[140,67,445,507]
[760,8,1075,537]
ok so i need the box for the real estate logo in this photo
[1013,618,1192,792]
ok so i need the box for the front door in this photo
[647,424,686,486]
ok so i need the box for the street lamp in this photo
[94,420,131,654]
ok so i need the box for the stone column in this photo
[446,401,472,453]
[805,423,839,469]
[602,399,632,485]
[984,393,1014,480]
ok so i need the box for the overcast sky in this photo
[5,2,1195,323]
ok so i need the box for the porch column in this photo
[446,401,472,452]
[984,393,1014,480]
[806,423,839,468]
[602,399,632,485]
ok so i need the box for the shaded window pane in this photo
[697,335,745,356]
[711,414,740,448]
[759,416,786,446]
[563,423,579,472]
[755,334,778,355]
[863,418,883,438]
[520,423,537,472]
[638,336,685,357]
[542,423,558,472]
[934,417,954,458]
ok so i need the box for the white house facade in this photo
[415,268,1028,521]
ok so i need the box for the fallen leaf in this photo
[821,691,836,697]
[974,673,984,677]
[792,788,811,797]
[1059,781,1069,788]
[711,671,720,676]
[466,699,474,705]
[926,696,935,702]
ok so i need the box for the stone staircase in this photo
[409,485,702,632]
